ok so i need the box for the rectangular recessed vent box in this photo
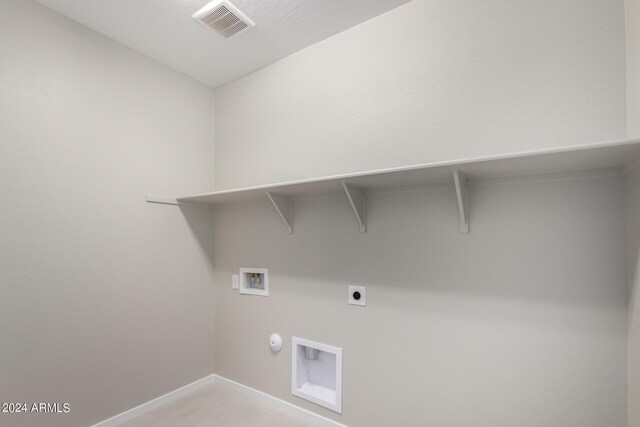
[239,267,268,296]
[291,337,342,413]
[193,0,255,39]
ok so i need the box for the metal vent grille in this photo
[193,0,255,39]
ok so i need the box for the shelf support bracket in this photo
[343,183,366,234]
[453,170,469,234]
[146,195,178,206]
[267,192,293,234]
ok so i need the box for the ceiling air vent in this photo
[193,0,255,39]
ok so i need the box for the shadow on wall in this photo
[628,169,640,317]
[627,169,640,427]
[630,209,640,323]
[194,176,628,312]
[179,203,216,274]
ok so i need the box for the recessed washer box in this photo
[239,268,268,296]
[291,337,342,413]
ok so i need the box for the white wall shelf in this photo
[176,138,640,233]
[146,195,178,205]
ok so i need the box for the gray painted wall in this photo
[213,0,626,190]
[211,173,628,427]
[628,0,640,137]
[624,2,639,424]
[1,0,633,426]
[211,1,631,423]
[0,1,215,426]
[628,168,640,427]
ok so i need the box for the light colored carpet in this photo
[120,384,316,427]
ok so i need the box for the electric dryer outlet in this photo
[348,286,366,306]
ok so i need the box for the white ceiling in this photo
[35,0,412,88]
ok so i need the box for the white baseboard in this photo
[91,375,216,427]
[91,374,347,427]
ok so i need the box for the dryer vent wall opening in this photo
[193,0,255,39]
